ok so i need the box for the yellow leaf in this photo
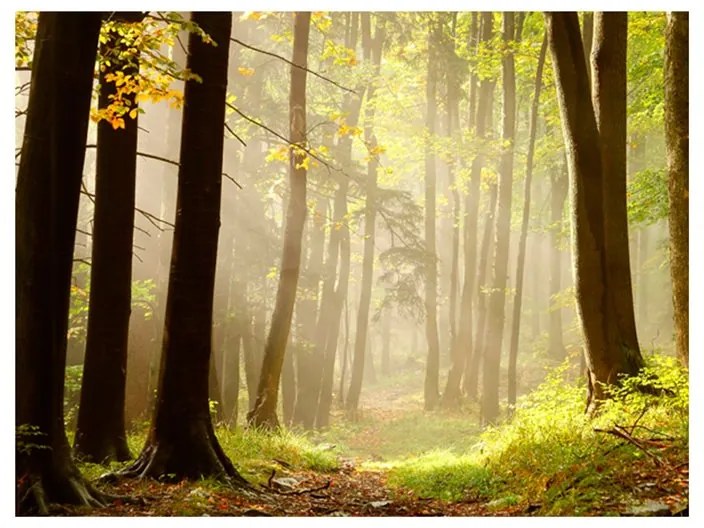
[238,67,255,77]
[129,108,138,119]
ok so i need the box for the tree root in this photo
[17,470,109,515]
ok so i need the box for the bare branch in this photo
[224,122,247,147]
[230,36,356,95]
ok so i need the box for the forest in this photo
[14,11,689,517]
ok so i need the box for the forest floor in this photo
[61,362,689,517]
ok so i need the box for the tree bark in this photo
[423,18,441,410]
[546,12,645,412]
[664,12,688,366]
[507,32,547,408]
[482,12,516,425]
[346,14,385,416]
[16,12,105,515]
[248,12,311,429]
[120,13,247,483]
[74,18,142,464]
[592,12,641,359]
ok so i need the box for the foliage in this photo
[15,11,37,70]
[64,365,84,432]
[16,424,50,455]
[627,168,669,225]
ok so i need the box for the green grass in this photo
[377,353,689,514]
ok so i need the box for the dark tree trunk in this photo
[546,12,645,412]
[120,13,246,483]
[248,12,311,429]
[423,19,441,411]
[74,18,142,464]
[664,12,688,366]
[547,166,568,360]
[460,12,494,398]
[346,14,385,416]
[16,12,104,515]
[592,12,641,360]
[482,12,516,425]
[507,33,547,408]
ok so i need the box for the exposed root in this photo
[17,470,109,516]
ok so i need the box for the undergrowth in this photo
[79,426,339,485]
[382,353,688,515]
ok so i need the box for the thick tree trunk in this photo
[16,12,105,515]
[546,12,645,412]
[592,12,641,359]
[74,20,141,464]
[460,12,494,398]
[346,15,385,416]
[664,12,688,365]
[507,33,547,408]
[121,13,246,483]
[482,12,516,425]
[547,167,568,360]
[423,19,441,411]
[248,12,311,429]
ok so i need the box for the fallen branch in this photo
[262,469,332,496]
[594,426,665,467]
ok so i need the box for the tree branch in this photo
[230,36,356,94]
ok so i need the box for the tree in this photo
[346,13,385,416]
[547,165,568,360]
[119,12,247,481]
[546,12,645,411]
[664,12,688,365]
[423,16,441,410]
[248,12,311,429]
[482,12,517,425]
[507,31,548,408]
[592,12,641,361]
[16,12,105,514]
[73,14,144,464]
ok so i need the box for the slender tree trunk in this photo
[482,12,516,425]
[315,14,361,427]
[443,12,479,405]
[74,17,143,464]
[292,199,326,429]
[665,12,689,366]
[346,15,385,416]
[460,12,494,397]
[381,310,391,375]
[121,13,246,483]
[16,12,104,515]
[423,19,441,410]
[507,33,547,408]
[547,166,568,360]
[248,12,311,429]
[546,12,645,412]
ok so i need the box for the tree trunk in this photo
[74,18,142,464]
[664,12,688,366]
[482,12,516,425]
[423,19,441,411]
[546,12,645,412]
[381,310,391,375]
[507,32,547,408]
[16,12,105,515]
[248,12,311,429]
[459,12,494,398]
[292,199,326,429]
[592,12,641,359]
[346,14,385,416]
[120,12,246,483]
[443,12,479,405]
[547,166,568,360]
